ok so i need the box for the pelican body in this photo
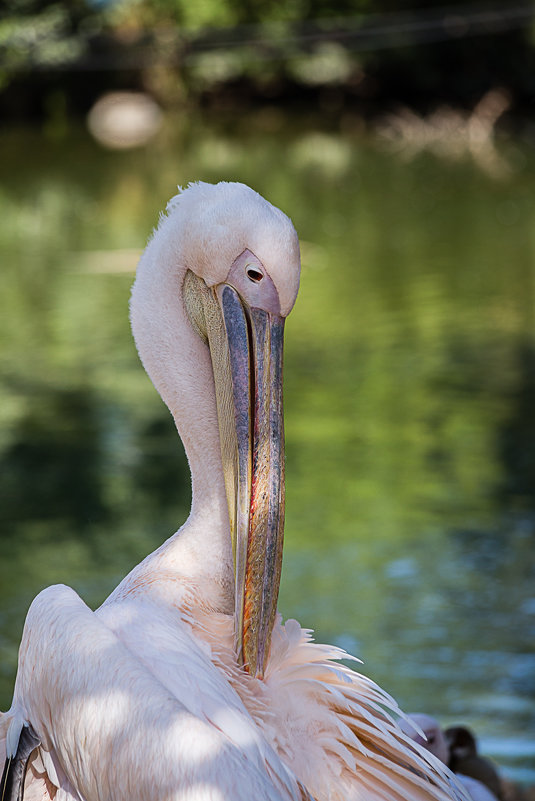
[1,182,468,801]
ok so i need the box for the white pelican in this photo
[399,715,498,801]
[1,182,468,801]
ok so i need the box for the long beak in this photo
[183,272,285,679]
[217,285,285,679]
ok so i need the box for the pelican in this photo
[1,182,468,801]
[399,716,499,801]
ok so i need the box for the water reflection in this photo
[0,118,534,783]
[499,341,535,511]
[0,387,107,531]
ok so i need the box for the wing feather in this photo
[8,585,306,801]
[219,616,470,801]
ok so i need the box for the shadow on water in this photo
[133,417,191,514]
[0,385,107,533]
[499,340,535,516]
[0,384,191,538]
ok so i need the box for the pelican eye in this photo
[246,266,263,283]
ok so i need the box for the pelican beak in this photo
[182,269,285,679]
[216,285,285,679]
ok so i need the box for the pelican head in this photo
[130,182,300,678]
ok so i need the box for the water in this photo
[0,115,534,784]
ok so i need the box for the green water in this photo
[0,116,534,783]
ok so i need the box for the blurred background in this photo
[1,0,535,791]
